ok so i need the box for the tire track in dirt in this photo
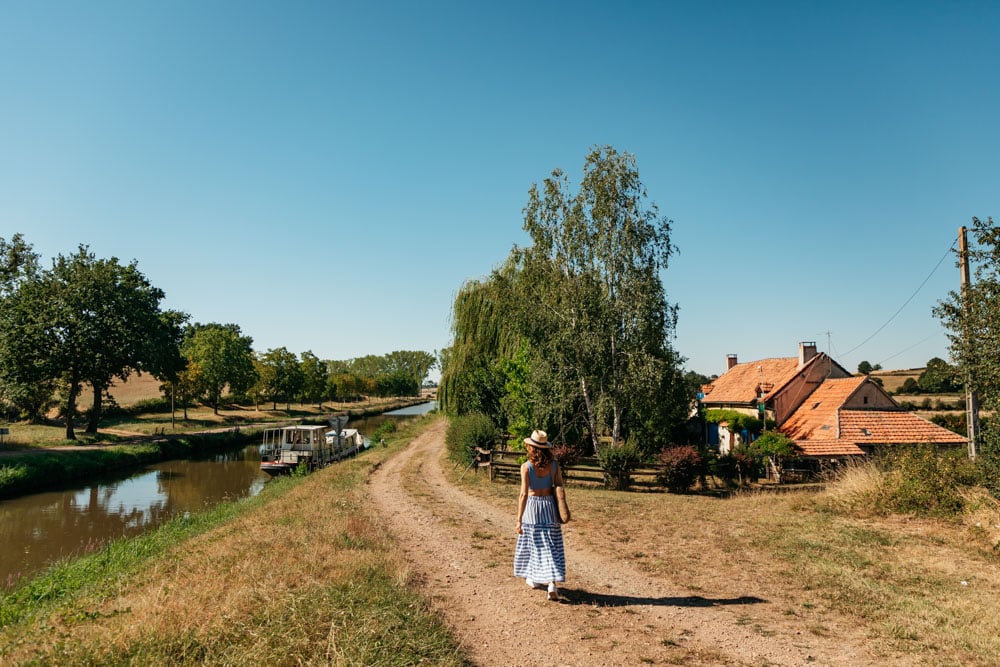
[368,420,876,666]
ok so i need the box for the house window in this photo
[863,396,869,405]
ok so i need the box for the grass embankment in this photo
[0,415,466,666]
[454,458,1000,665]
[0,431,256,500]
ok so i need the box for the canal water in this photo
[0,402,436,590]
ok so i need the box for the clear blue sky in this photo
[3,1,998,378]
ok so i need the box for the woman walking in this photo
[514,429,565,601]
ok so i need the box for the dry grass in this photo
[104,373,163,406]
[0,417,463,666]
[456,460,1000,666]
[870,368,922,393]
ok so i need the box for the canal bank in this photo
[0,414,466,665]
[0,396,433,501]
[0,402,436,590]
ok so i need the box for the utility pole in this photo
[959,225,980,459]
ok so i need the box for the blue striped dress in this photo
[513,463,565,583]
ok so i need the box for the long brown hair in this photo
[527,444,552,467]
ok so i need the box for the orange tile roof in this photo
[839,411,967,445]
[793,439,865,457]
[778,377,966,456]
[781,377,867,440]
[700,357,801,405]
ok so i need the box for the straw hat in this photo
[523,430,551,448]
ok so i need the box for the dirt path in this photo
[368,421,878,666]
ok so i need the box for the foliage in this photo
[918,357,961,393]
[0,244,180,438]
[704,409,762,434]
[371,419,398,445]
[715,449,758,487]
[655,445,702,493]
[182,323,257,414]
[936,217,1000,418]
[518,145,680,452]
[976,419,1000,499]
[440,146,688,455]
[748,431,795,459]
[552,441,585,468]
[857,360,882,374]
[598,438,643,491]
[257,347,304,410]
[929,412,966,435]
[872,445,983,516]
[439,274,521,421]
[898,377,920,394]
[298,350,327,408]
[444,413,497,465]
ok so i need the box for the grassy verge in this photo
[0,431,257,500]
[451,451,1000,665]
[0,414,466,666]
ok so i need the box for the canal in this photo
[0,402,436,590]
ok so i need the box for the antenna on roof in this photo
[822,331,833,377]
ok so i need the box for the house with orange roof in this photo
[700,342,966,461]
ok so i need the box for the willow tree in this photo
[517,145,681,452]
[439,270,522,423]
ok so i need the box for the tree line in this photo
[0,234,436,439]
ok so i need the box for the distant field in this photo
[869,368,923,393]
[105,374,162,406]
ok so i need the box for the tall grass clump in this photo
[445,413,496,465]
[822,445,982,517]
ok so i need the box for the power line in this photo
[876,331,942,366]
[841,238,956,358]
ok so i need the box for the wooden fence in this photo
[481,450,671,491]
[474,449,825,493]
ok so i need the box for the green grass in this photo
[0,414,466,667]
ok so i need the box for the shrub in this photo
[715,449,757,487]
[128,397,173,414]
[880,445,981,516]
[656,445,702,493]
[445,413,497,465]
[930,413,966,435]
[370,420,398,446]
[552,442,584,469]
[598,438,642,491]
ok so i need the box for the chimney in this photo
[726,354,738,370]
[798,341,817,368]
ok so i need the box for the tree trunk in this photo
[579,375,600,453]
[86,384,104,434]
[64,381,79,440]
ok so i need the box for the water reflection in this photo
[0,446,267,589]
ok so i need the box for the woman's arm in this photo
[516,463,529,535]
[553,460,564,487]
